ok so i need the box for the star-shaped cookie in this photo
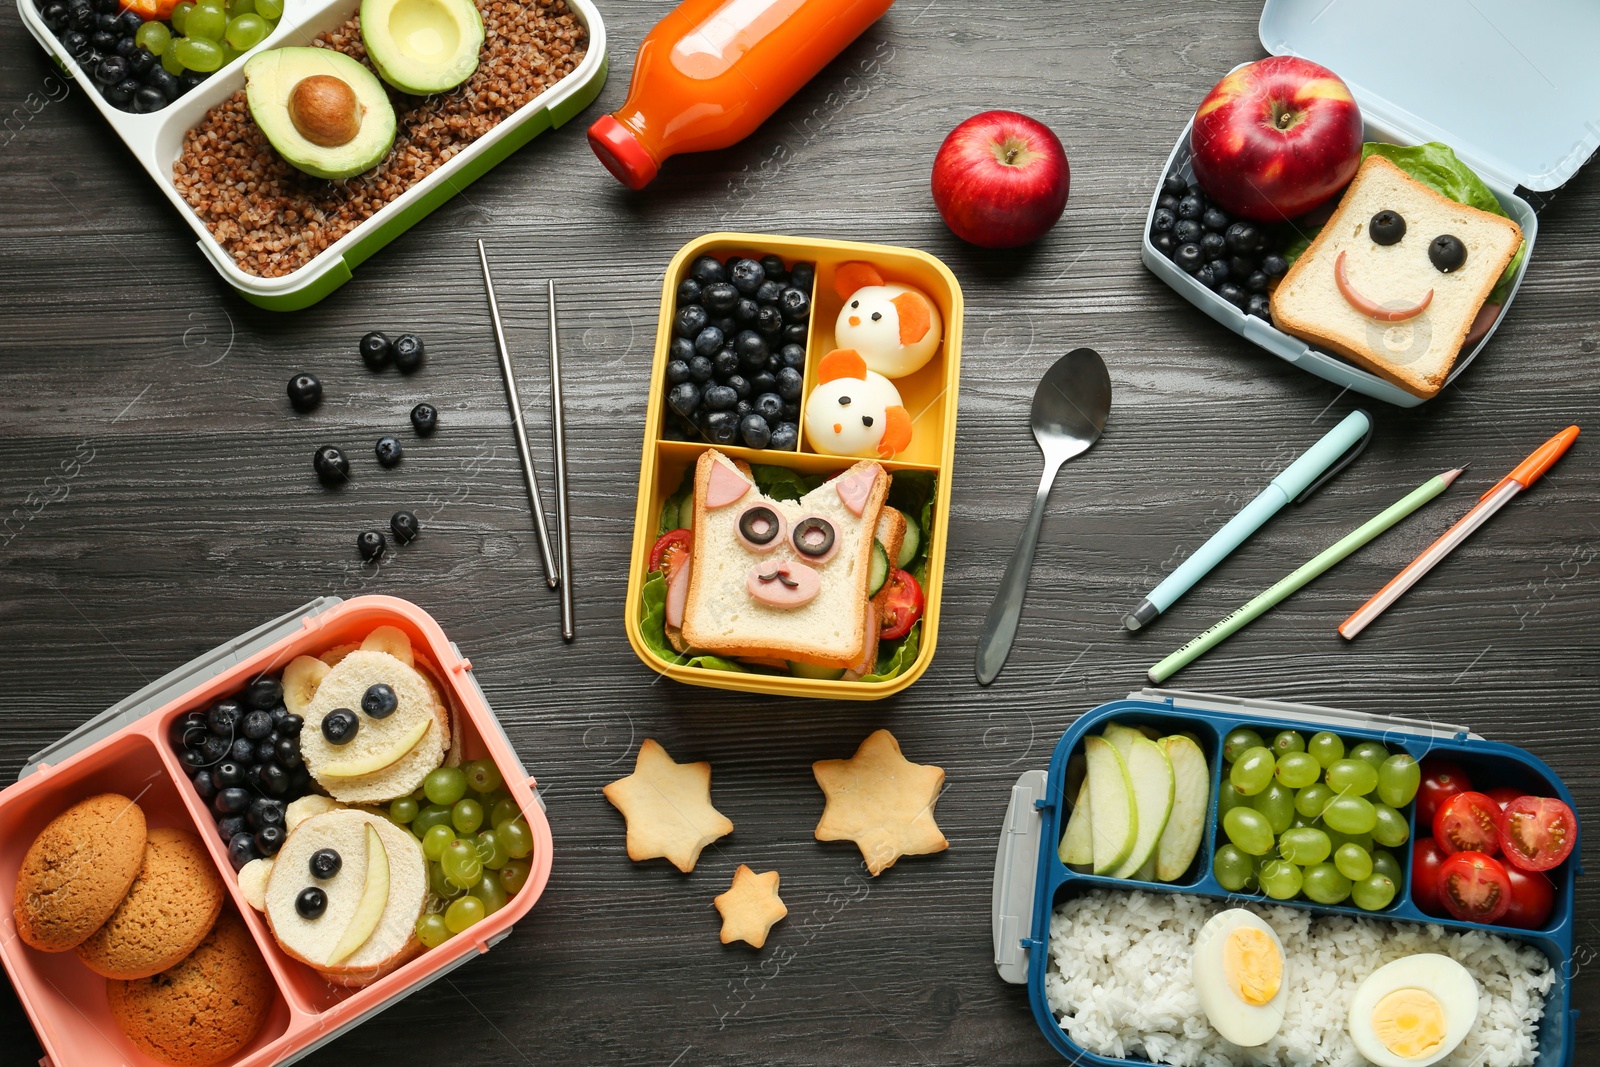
[812,729,948,876]
[713,865,787,948]
[603,739,734,873]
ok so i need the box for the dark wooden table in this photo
[3,0,1598,1063]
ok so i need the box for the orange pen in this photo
[1339,426,1579,639]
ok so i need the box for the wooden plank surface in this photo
[2,0,1598,1063]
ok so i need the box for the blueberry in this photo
[1151,207,1176,233]
[143,65,179,98]
[703,384,738,412]
[131,84,165,112]
[1224,222,1262,255]
[374,435,403,468]
[321,707,359,744]
[739,414,772,449]
[712,348,740,378]
[750,372,778,396]
[114,34,135,57]
[711,316,738,337]
[733,329,767,364]
[359,331,391,369]
[1157,192,1180,212]
[228,833,259,870]
[208,699,242,737]
[782,323,808,346]
[1173,219,1202,245]
[295,885,327,918]
[1162,172,1188,197]
[214,787,251,815]
[1177,194,1204,220]
[171,710,207,749]
[391,333,425,373]
[259,762,289,796]
[60,29,87,55]
[688,255,725,285]
[676,278,703,305]
[180,746,210,771]
[686,354,714,383]
[126,46,153,73]
[789,263,815,292]
[241,676,280,710]
[734,398,753,420]
[1246,293,1272,320]
[667,382,701,419]
[1429,234,1467,273]
[1262,253,1288,277]
[693,325,724,358]
[216,814,246,843]
[192,769,216,800]
[1201,207,1230,232]
[1173,243,1204,274]
[752,392,784,422]
[755,305,784,336]
[665,359,691,385]
[176,69,205,94]
[40,1,68,28]
[313,445,350,484]
[1369,210,1406,246]
[391,510,420,544]
[89,27,115,51]
[769,422,799,451]
[199,735,230,764]
[702,281,738,314]
[1217,282,1247,308]
[1206,258,1230,285]
[229,737,255,764]
[116,7,140,31]
[278,713,302,737]
[703,410,739,446]
[733,298,759,324]
[410,402,438,436]
[729,258,765,294]
[289,765,311,793]
[673,304,709,339]
[776,367,803,401]
[1193,262,1220,290]
[275,737,302,768]
[254,738,277,763]
[1228,255,1256,281]
[357,530,386,561]
[310,848,342,879]
[1246,270,1269,294]
[725,374,751,399]
[361,683,398,718]
[777,287,810,323]
[755,279,784,305]
[254,824,284,856]
[1153,231,1177,256]
[243,763,264,791]
[94,53,126,83]
[287,372,322,412]
[759,255,787,282]
[781,401,800,422]
[247,797,284,829]
[1200,232,1226,259]
[668,338,694,366]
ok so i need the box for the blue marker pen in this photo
[1123,409,1373,631]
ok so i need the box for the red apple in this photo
[1189,56,1362,222]
[932,111,1069,248]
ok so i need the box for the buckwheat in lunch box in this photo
[992,689,1581,1066]
[1141,0,1600,407]
[0,594,552,1067]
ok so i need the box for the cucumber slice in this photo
[658,496,679,534]
[679,495,694,532]
[895,515,920,569]
[867,540,889,596]
[788,661,846,680]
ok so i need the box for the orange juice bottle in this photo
[589,0,895,189]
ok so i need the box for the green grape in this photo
[173,35,223,71]
[1324,795,1378,835]
[170,1,193,31]
[463,758,504,794]
[499,858,531,896]
[1216,784,1249,818]
[1334,842,1373,881]
[429,861,464,899]
[497,817,533,860]
[1271,730,1305,756]
[161,44,186,74]
[1352,873,1397,911]
[225,13,267,50]
[444,894,485,933]
[452,797,484,835]
[424,767,468,806]
[389,797,419,824]
[254,0,282,19]
[1303,862,1353,905]
[1371,848,1403,884]
[1326,759,1379,797]
[1259,858,1303,900]
[1222,728,1265,764]
[1324,828,1375,855]
[490,796,520,828]
[474,829,508,870]
[1349,741,1390,770]
[1223,807,1275,856]
[1251,782,1295,835]
[441,838,483,888]
[1230,747,1277,796]
[1275,752,1322,790]
[470,872,508,915]
[1290,814,1313,830]
[1377,754,1421,808]
[227,0,254,14]
[183,4,226,40]
[1372,803,1410,848]
[415,913,451,948]
[412,803,453,837]
[135,20,171,55]
[1278,826,1332,866]
[421,824,456,861]
[1307,731,1346,768]
[1213,844,1254,891]
[1295,782,1335,819]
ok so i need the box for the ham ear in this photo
[665,559,690,628]
[704,456,752,508]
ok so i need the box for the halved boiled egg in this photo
[1191,908,1288,1047]
[1348,954,1479,1067]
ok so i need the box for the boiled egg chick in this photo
[1348,954,1478,1067]
[1191,909,1288,1047]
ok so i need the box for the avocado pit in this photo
[289,75,364,148]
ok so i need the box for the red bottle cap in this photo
[588,115,659,190]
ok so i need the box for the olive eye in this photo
[791,517,837,559]
[736,505,785,552]
[1429,234,1467,273]
[862,415,874,427]
[870,311,882,321]
[1369,210,1406,246]
[850,300,859,308]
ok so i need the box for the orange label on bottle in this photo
[670,0,808,79]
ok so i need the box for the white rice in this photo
[1044,890,1554,1067]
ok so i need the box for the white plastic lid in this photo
[1259,0,1600,191]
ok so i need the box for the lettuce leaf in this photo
[861,621,922,684]
[887,470,938,583]
[750,464,822,501]
[638,569,684,664]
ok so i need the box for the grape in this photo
[415,912,451,948]
[1307,731,1345,768]
[497,817,533,860]
[1327,759,1379,797]
[1372,803,1410,848]
[1377,754,1421,808]
[170,1,193,31]
[474,829,508,870]
[1275,751,1321,790]
[1324,795,1377,835]
[1349,741,1390,770]
[225,13,267,50]
[444,894,485,933]
[1259,859,1303,900]
[184,3,225,40]
[135,20,170,54]
[1271,730,1305,755]
[389,797,418,824]
[412,803,453,837]
[1303,862,1353,905]
[161,45,186,74]
[1216,784,1249,818]
[254,0,282,18]
[1325,827,1374,854]
[421,824,455,861]
[1334,842,1373,881]
[490,796,520,828]
[463,758,504,794]
[499,858,531,896]
[173,35,223,71]
[1222,728,1265,764]
[451,797,484,835]
[1223,807,1275,856]
[226,0,254,14]
[428,861,462,899]
[1278,826,1331,866]
[1213,844,1253,891]
[1352,873,1397,911]
[470,872,508,915]
[1289,814,1313,830]
[1295,782,1335,819]
[441,838,482,888]
[1230,747,1276,796]
[424,767,468,806]
[1371,849,1403,884]
[1251,782,1295,835]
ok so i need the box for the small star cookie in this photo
[603,739,734,873]
[713,865,787,948]
[813,729,948,876]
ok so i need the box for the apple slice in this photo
[1057,779,1092,867]
[1084,736,1136,876]
[1155,735,1211,882]
[1100,721,1144,761]
[319,717,431,778]
[1111,737,1175,879]
[327,824,389,966]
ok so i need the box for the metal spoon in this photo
[975,348,1112,686]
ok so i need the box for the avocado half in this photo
[360,0,484,96]
[245,48,397,181]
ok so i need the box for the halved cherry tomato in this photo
[1416,758,1472,828]
[1434,791,1502,856]
[649,529,693,581]
[121,0,178,19]
[1411,838,1450,917]
[1502,865,1556,929]
[1483,786,1525,810]
[1499,796,1577,872]
[878,569,923,640]
[1437,851,1511,924]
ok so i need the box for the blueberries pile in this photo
[665,254,814,451]
[1150,173,1288,322]
[169,675,312,871]
[38,0,201,113]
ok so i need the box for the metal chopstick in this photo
[478,239,560,589]
[548,279,574,641]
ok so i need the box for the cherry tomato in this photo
[1502,865,1556,929]
[648,529,692,581]
[1416,758,1472,828]
[1433,790,1501,856]
[1483,786,1525,810]
[1411,838,1450,917]
[1437,850,1511,924]
[1499,796,1577,872]
[878,569,923,641]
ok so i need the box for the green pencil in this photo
[1147,468,1462,684]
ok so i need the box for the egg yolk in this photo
[1370,989,1447,1059]
[1223,927,1282,1007]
